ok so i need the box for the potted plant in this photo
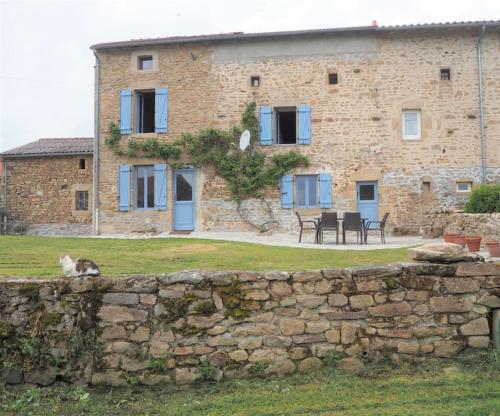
[450,234,466,248]
[443,232,458,243]
[485,240,500,257]
[464,236,482,252]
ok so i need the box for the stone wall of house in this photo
[421,210,500,242]
[1,261,499,387]
[3,156,93,234]
[96,30,500,234]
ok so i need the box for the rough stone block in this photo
[460,318,490,336]
[298,357,323,373]
[349,294,375,309]
[279,319,305,336]
[456,262,500,277]
[467,336,490,348]
[328,294,348,306]
[368,302,412,317]
[98,305,148,323]
[434,340,464,358]
[429,297,473,313]
[337,357,364,374]
[102,293,139,305]
[442,278,480,294]
[293,271,323,283]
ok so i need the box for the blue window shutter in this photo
[260,106,272,145]
[119,164,131,211]
[155,88,168,133]
[319,173,332,208]
[120,89,132,134]
[298,104,311,145]
[280,175,293,209]
[154,163,168,210]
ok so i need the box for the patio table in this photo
[315,216,369,244]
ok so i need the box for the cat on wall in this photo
[60,255,100,278]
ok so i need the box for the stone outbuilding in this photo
[0,138,94,235]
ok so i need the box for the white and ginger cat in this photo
[60,255,100,278]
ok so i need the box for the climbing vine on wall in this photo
[105,102,309,228]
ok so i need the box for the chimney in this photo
[371,20,378,28]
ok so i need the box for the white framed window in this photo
[456,181,472,193]
[402,110,421,140]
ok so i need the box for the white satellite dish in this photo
[239,130,251,151]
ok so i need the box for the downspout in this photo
[2,159,7,234]
[92,49,101,234]
[476,25,487,183]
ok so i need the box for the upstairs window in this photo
[402,110,421,140]
[251,76,260,87]
[135,90,155,133]
[79,159,86,170]
[328,73,338,85]
[276,107,297,144]
[440,68,451,81]
[136,166,155,209]
[138,55,153,70]
[295,175,318,208]
[76,191,89,210]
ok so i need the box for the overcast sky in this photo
[1,0,499,151]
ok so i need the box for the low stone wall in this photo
[421,211,500,242]
[1,262,499,387]
[23,223,93,236]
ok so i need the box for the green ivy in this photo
[104,102,309,221]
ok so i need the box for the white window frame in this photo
[402,110,421,140]
[456,181,472,193]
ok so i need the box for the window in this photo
[402,110,421,140]
[276,107,296,144]
[138,56,153,70]
[79,159,86,170]
[440,68,451,81]
[456,181,472,193]
[295,175,318,208]
[328,73,338,85]
[136,166,155,209]
[422,181,431,193]
[135,90,155,133]
[358,184,375,201]
[251,76,260,87]
[76,191,88,210]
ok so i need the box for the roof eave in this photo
[90,20,500,51]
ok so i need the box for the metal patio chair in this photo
[365,212,390,244]
[295,212,318,243]
[319,212,339,244]
[342,212,364,244]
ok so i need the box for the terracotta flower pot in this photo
[464,236,482,252]
[451,235,466,247]
[443,232,457,243]
[485,241,500,257]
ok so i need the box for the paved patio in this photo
[93,229,437,250]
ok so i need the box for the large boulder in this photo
[408,243,484,263]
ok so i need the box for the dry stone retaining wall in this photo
[421,211,500,242]
[1,262,499,387]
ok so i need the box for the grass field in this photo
[0,236,410,277]
[1,353,499,416]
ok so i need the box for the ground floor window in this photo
[76,191,89,210]
[136,166,155,209]
[295,175,318,208]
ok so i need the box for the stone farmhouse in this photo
[2,21,499,236]
[90,20,500,236]
[0,138,93,235]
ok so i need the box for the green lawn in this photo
[1,355,499,415]
[0,236,410,277]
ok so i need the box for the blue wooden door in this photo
[174,168,195,230]
[356,181,378,223]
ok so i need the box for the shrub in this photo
[464,184,500,213]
